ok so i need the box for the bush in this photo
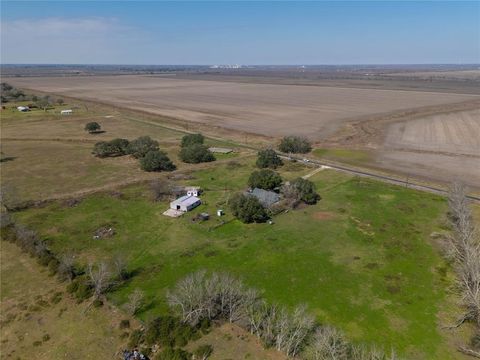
[278,136,312,154]
[93,298,104,308]
[256,149,283,169]
[145,315,197,348]
[92,139,129,158]
[155,347,192,360]
[119,319,130,329]
[85,122,101,133]
[140,150,176,172]
[181,133,204,148]
[229,193,269,223]
[127,136,159,159]
[194,344,213,359]
[47,258,60,275]
[179,144,215,164]
[283,178,320,205]
[128,329,144,348]
[248,169,282,190]
[67,277,93,302]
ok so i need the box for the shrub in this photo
[248,169,282,190]
[128,329,144,348]
[256,149,283,169]
[127,136,159,158]
[278,136,312,154]
[85,122,101,133]
[67,277,93,302]
[181,133,204,147]
[93,298,104,308]
[50,291,63,304]
[145,315,197,348]
[119,319,130,329]
[47,258,60,275]
[229,193,268,223]
[155,347,192,360]
[194,344,213,359]
[92,138,129,158]
[179,144,215,164]
[140,150,176,172]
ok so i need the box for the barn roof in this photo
[170,195,201,207]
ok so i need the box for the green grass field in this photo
[14,160,458,359]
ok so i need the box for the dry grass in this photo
[0,241,129,360]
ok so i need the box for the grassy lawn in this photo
[14,162,458,359]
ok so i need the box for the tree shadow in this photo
[0,156,17,163]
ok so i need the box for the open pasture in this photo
[14,163,466,359]
[8,75,478,141]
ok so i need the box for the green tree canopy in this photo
[248,169,283,190]
[85,122,101,133]
[256,149,283,169]
[283,177,320,205]
[181,133,205,148]
[140,150,176,172]
[278,136,312,154]
[127,136,159,159]
[229,193,269,223]
[179,144,215,164]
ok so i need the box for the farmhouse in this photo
[170,195,201,212]
[61,109,73,115]
[247,188,280,207]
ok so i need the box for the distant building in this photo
[17,106,30,112]
[208,147,233,154]
[247,188,280,207]
[170,195,201,212]
[61,109,73,115]
[185,186,202,197]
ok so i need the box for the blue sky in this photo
[1,1,479,64]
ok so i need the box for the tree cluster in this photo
[256,149,283,169]
[282,178,320,206]
[167,271,400,359]
[278,136,312,154]
[92,135,176,173]
[229,193,269,223]
[93,138,129,158]
[446,182,480,356]
[179,143,215,164]
[181,133,205,148]
[248,169,282,191]
[1,82,26,103]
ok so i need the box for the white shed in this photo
[17,106,30,112]
[61,109,73,115]
[185,186,202,197]
[170,195,201,212]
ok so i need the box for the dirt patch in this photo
[312,211,336,220]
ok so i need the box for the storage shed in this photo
[170,195,201,212]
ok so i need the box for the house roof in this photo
[247,188,280,207]
[171,195,201,207]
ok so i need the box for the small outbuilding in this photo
[17,106,30,112]
[170,195,201,212]
[247,188,280,208]
[61,109,73,115]
[185,186,202,197]
[208,147,233,154]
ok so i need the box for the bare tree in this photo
[87,262,113,299]
[112,254,129,281]
[57,254,76,281]
[124,288,145,315]
[14,225,39,252]
[303,326,349,360]
[150,179,172,201]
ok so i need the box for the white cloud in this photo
[1,17,147,63]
